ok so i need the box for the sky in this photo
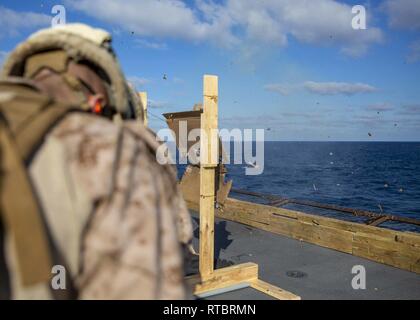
[0,0,420,141]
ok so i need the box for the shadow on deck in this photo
[190,211,420,300]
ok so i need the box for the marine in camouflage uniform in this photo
[0,24,193,299]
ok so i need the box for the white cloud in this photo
[227,0,383,56]
[149,99,170,109]
[303,81,377,95]
[264,83,293,96]
[0,6,50,38]
[67,0,236,47]
[127,76,151,89]
[384,0,420,30]
[135,38,167,50]
[265,80,377,96]
[68,0,383,56]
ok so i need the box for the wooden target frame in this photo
[184,75,300,300]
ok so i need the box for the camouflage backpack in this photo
[0,78,82,299]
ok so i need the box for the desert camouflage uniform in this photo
[2,108,193,300]
[0,24,193,300]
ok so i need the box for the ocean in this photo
[223,142,420,233]
[178,142,420,233]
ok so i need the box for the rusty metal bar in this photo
[367,216,390,226]
[231,188,420,227]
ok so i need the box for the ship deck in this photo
[190,212,420,300]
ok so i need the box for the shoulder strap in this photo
[0,84,77,287]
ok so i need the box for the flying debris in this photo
[244,161,259,170]
[368,132,372,137]
[163,74,167,80]
[267,128,271,131]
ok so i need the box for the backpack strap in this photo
[0,84,78,286]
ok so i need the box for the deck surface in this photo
[190,212,420,300]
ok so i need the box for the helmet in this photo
[2,23,136,119]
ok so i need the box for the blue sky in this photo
[1,0,420,141]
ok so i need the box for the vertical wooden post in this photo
[199,75,218,279]
[186,75,300,300]
[138,91,148,126]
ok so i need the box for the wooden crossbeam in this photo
[186,262,258,295]
[250,279,300,300]
[186,263,300,300]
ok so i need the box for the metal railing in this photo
[231,188,420,227]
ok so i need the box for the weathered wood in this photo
[186,75,299,300]
[201,75,218,167]
[353,233,420,273]
[186,262,258,295]
[185,197,420,274]
[138,92,148,126]
[250,279,300,300]
[199,75,218,279]
[199,168,216,279]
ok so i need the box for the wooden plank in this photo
[354,233,420,254]
[138,92,147,126]
[250,279,301,300]
[199,75,218,279]
[201,75,218,167]
[199,168,215,278]
[353,240,420,273]
[392,233,420,248]
[184,197,420,274]
[220,198,353,253]
[223,198,420,249]
[297,221,353,253]
[186,262,258,295]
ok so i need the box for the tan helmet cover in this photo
[2,23,135,118]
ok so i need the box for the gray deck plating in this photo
[190,213,420,300]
